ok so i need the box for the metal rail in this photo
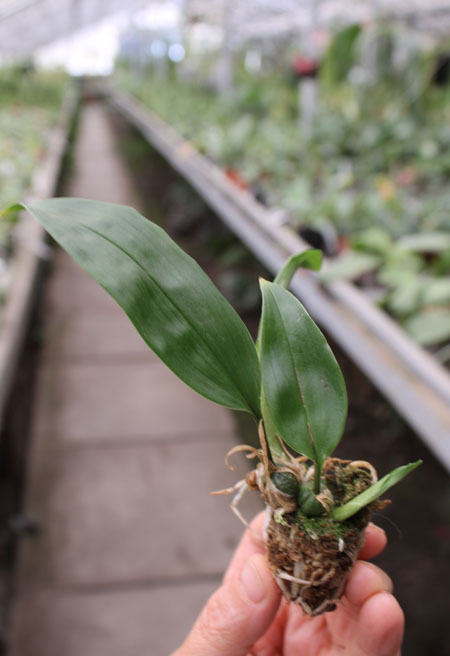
[108,88,450,473]
[0,86,78,425]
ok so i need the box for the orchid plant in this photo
[3,198,420,614]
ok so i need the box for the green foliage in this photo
[0,66,66,109]
[319,24,362,92]
[5,197,419,516]
[332,460,422,521]
[320,251,381,283]
[259,280,347,474]
[114,27,450,350]
[12,198,261,416]
[274,249,322,288]
[0,69,67,209]
[405,310,450,346]
[0,69,67,306]
[398,233,450,253]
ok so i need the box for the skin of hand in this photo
[172,513,404,656]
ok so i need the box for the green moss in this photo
[325,464,373,505]
[295,511,350,539]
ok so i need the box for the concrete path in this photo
[10,101,261,655]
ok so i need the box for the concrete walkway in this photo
[10,101,260,655]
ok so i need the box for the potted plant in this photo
[3,198,420,616]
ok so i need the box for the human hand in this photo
[172,513,404,656]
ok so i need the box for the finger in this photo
[283,609,328,655]
[345,561,393,607]
[224,512,267,585]
[359,523,387,560]
[174,552,281,656]
[356,592,404,656]
[252,597,289,654]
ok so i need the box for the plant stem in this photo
[314,460,322,495]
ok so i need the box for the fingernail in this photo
[380,626,403,655]
[240,556,266,604]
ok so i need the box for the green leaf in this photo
[385,277,423,317]
[320,24,362,91]
[405,310,450,346]
[332,460,422,521]
[259,280,347,469]
[398,232,450,253]
[0,203,23,218]
[352,227,393,255]
[256,249,323,353]
[319,251,381,283]
[14,198,261,416]
[273,249,322,289]
[420,278,450,306]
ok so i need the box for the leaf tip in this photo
[311,249,323,270]
[0,203,24,219]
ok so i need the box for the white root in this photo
[210,479,245,497]
[321,457,352,474]
[227,480,264,543]
[291,562,305,597]
[297,574,351,616]
[300,596,337,616]
[262,505,272,542]
[296,597,315,615]
[230,482,251,529]
[258,421,272,476]
[225,444,261,471]
[217,424,309,533]
[255,462,266,492]
[212,479,259,537]
[313,566,336,586]
[347,460,378,483]
[278,569,312,586]
[230,481,255,540]
[213,441,376,618]
[275,576,291,598]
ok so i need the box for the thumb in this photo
[173,553,281,656]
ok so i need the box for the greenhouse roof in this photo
[227,1,450,43]
[0,0,449,61]
[0,0,164,60]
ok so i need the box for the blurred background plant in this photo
[115,19,450,359]
[0,67,67,306]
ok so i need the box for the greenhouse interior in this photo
[0,0,450,654]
